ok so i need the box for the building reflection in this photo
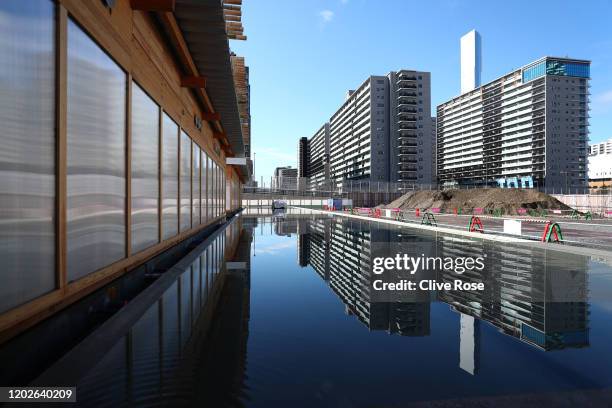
[300,217,432,336]
[297,217,590,365]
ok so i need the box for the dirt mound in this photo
[384,188,573,213]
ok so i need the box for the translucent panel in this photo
[192,144,200,225]
[179,131,191,232]
[200,150,206,223]
[161,113,178,240]
[130,83,159,253]
[0,0,55,313]
[205,154,211,221]
[66,19,126,281]
[214,162,219,217]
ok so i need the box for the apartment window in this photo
[66,18,126,281]
[162,113,179,239]
[131,83,160,253]
[179,130,191,232]
[0,0,55,312]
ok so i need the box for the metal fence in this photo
[244,176,609,197]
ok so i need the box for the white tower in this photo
[460,29,482,94]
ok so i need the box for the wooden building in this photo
[0,0,250,342]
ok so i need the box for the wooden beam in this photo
[223,9,242,16]
[56,5,68,290]
[156,12,218,123]
[180,75,206,88]
[202,112,220,121]
[223,9,242,17]
[158,109,163,243]
[213,131,225,140]
[131,0,175,12]
[125,76,132,258]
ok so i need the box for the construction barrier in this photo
[415,208,420,217]
[468,216,484,233]
[473,208,484,215]
[373,208,382,218]
[431,207,441,214]
[421,212,437,227]
[541,222,564,243]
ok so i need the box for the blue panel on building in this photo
[522,59,590,83]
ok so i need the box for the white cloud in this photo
[319,9,334,23]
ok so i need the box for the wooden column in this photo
[125,76,133,257]
[56,5,68,289]
[158,109,164,243]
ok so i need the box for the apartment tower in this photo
[299,71,433,188]
[437,57,590,190]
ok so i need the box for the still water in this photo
[12,210,612,406]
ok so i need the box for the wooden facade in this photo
[0,0,246,343]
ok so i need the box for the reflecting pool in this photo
[8,210,612,407]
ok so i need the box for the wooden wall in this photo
[0,0,243,343]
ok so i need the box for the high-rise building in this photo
[298,124,330,189]
[460,29,482,94]
[588,138,612,188]
[437,56,590,191]
[273,166,298,190]
[298,70,433,188]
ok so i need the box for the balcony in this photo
[398,92,417,98]
[398,108,417,115]
[398,148,417,155]
[397,74,417,82]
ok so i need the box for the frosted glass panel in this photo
[179,131,191,232]
[0,0,55,312]
[161,113,178,239]
[130,83,159,253]
[67,19,126,281]
[205,155,211,221]
[213,162,218,217]
[192,144,201,225]
[200,151,206,223]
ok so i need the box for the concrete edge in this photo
[292,207,612,261]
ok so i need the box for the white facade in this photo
[588,139,612,181]
[460,30,482,94]
[590,139,612,155]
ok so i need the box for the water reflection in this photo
[22,212,611,406]
[296,216,590,355]
[31,218,248,407]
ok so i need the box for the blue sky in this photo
[230,0,612,181]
